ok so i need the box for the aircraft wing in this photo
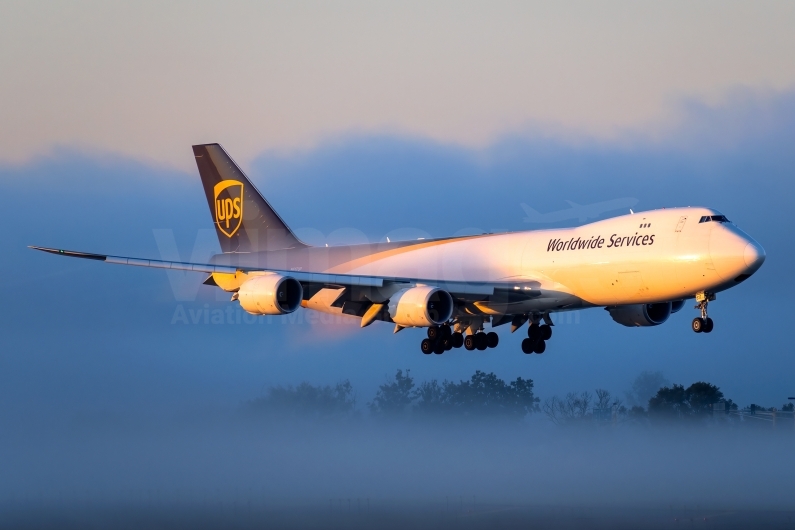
[29,246,497,298]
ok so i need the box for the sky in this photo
[2,1,795,167]
[1,1,795,514]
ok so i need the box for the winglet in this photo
[29,246,107,261]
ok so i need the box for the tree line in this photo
[243,369,790,425]
[244,369,539,421]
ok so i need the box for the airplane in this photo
[521,198,639,223]
[31,143,766,355]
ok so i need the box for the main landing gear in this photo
[691,291,715,334]
[521,323,552,354]
[463,331,499,351]
[420,315,554,355]
[420,325,497,354]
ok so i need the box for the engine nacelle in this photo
[237,274,303,315]
[388,286,453,327]
[608,302,672,327]
[670,300,685,313]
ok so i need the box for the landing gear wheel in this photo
[528,325,542,341]
[427,326,440,340]
[475,332,488,351]
[452,332,464,349]
[440,325,452,339]
[540,324,552,340]
[464,335,476,351]
[421,339,433,354]
[533,340,546,354]
[433,341,445,354]
[486,332,499,348]
[443,337,454,351]
[693,291,715,334]
[521,338,534,354]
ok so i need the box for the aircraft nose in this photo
[743,240,766,272]
[710,227,764,282]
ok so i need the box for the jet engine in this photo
[608,302,672,327]
[237,274,303,315]
[388,286,453,327]
[670,300,685,313]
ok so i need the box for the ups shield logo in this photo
[214,180,244,238]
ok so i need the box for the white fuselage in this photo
[325,207,765,314]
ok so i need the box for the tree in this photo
[413,379,448,415]
[625,371,670,408]
[628,405,647,420]
[441,371,539,419]
[509,376,540,417]
[369,369,415,417]
[684,382,724,416]
[411,371,539,420]
[595,389,612,410]
[647,382,727,420]
[542,391,592,425]
[647,384,688,418]
[245,380,356,418]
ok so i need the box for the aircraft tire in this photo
[475,332,488,351]
[703,318,714,333]
[452,332,464,348]
[443,337,454,351]
[534,340,546,354]
[464,335,476,351]
[486,332,499,348]
[528,325,542,341]
[433,341,445,354]
[521,338,534,354]
[427,326,440,340]
[421,339,434,354]
[692,318,704,333]
[540,324,552,340]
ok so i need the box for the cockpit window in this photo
[699,215,730,223]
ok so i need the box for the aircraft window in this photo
[699,215,730,223]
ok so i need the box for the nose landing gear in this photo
[692,291,715,333]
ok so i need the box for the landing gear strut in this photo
[692,291,715,334]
